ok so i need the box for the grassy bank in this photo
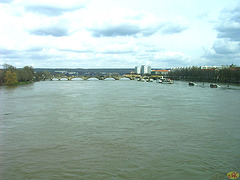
[1,81,34,86]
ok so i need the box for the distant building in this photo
[151,70,169,75]
[55,71,67,74]
[135,66,141,74]
[141,65,151,74]
[67,72,78,75]
[135,65,151,74]
[171,65,224,71]
[200,65,222,69]
[170,67,192,71]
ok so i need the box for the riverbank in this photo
[170,78,240,85]
[1,81,34,86]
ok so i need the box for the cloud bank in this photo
[0,0,239,68]
[203,5,240,65]
[30,26,69,37]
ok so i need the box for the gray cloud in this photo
[216,26,240,42]
[160,23,188,34]
[101,50,136,54]
[90,24,142,37]
[58,48,137,55]
[212,40,240,55]
[0,0,14,4]
[90,21,188,38]
[202,46,240,66]
[0,47,64,67]
[0,48,16,55]
[30,26,69,37]
[0,48,41,59]
[25,4,84,16]
[215,5,240,42]
[202,5,240,66]
[58,49,94,54]
[1,47,52,58]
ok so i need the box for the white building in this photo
[146,65,151,74]
[141,65,151,74]
[135,65,151,74]
[200,65,222,69]
[135,66,141,74]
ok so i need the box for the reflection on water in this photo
[1,81,240,179]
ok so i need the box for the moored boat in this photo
[162,78,174,84]
[210,83,219,88]
[189,82,196,86]
[156,79,163,83]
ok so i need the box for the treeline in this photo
[0,64,34,85]
[168,66,240,84]
[35,71,52,81]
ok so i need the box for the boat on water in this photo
[210,83,219,88]
[189,82,196,86]
[156,78,173,84]
[162,78,174,84]
[156,79,163,83]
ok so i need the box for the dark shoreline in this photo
[1,81,34,86]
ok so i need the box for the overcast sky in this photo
[0,0,240,68]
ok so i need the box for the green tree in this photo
[43,71,52,79]
[2,64,18,84]
[4,70,18,85]
[219,68,231,83]
[23,66,34,81]
[17,66,34,82]
[17,69,24,82]
[34,72,42,81]
[3,64,17,74]
[0,69,3,85]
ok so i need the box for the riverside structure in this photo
[49,74,164,81]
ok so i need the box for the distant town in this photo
[34,64,239,77]
[1,64,240,85]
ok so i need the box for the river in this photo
[0,80,240,179]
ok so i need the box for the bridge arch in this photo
[87,77,99,81]
[71,77,84,81]
[119,77,131,80]
[104,78,116,81]
[51,78,59,81]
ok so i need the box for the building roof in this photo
[152,70,169,72]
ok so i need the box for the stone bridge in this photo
[50,75,131,81]
[49,75,164,81]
